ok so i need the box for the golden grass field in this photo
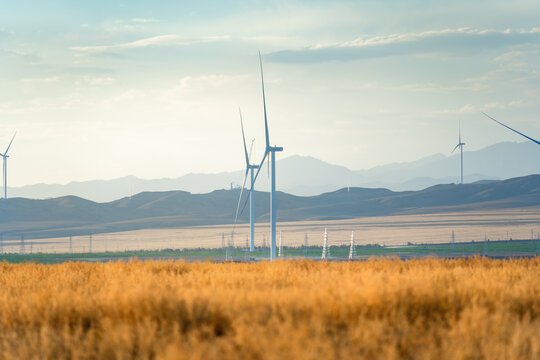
[10,207,540,254]
[0,257,539,359]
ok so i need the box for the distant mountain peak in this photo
[6,141,540,202]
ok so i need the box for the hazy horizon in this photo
[4,139,532,187]
[1,1,539,187]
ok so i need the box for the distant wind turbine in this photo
[0,133,16,199]
[250,51,284,261]
[234,108,259,252]
[452,122,465,185]
[482,112,540,146]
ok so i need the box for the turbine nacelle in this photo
[452,142,465,153]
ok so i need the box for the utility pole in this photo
[19,234,25,255]
[225,236,232,261]
[278,231,283,257]
[221,233,225,253]
[245,236,249,260]
[304,233,308,257]
[349,231,356,260]
[321,228,330,260]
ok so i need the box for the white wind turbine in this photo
[452,122,465,185]
[249,51,284,261]
[0,133,16,199]
[234,108,259,252]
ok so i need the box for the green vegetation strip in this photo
[0,239,538,263]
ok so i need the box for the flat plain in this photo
[5,207,540,254]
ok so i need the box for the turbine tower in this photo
[0,133,16,199]
[452,122,465,185]
[482,112,540,146]
[234,109,259,252]
[250,51,283,261]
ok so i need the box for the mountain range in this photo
[1,174,539,239]
[6,141,540,203]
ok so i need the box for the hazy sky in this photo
[1,0,539,186]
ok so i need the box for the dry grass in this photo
[0,257,539,359]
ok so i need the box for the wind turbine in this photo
[0,133,16,199]
[452,122,465,185]
[482,112,540,146]
[234,108,259,252]
[250,51,283,261]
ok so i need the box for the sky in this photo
[1,0,539,186]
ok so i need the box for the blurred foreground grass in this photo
[0,257,538,359]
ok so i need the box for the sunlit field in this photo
[0,257,538,359]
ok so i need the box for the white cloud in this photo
[176,74,248,91]
[493,50,528,63]
[72,35,230,53]
[76,76,116,86]
[336,28,490,48]
[131,18,162,23]
[21,76,60,83]
[432,100,531,116]
[268,27,540,63]
[482,100,530,110]
[350,81,486,93]
[156,74,249,107]
[0,28,14,37]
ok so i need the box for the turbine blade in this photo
[234,169,250,224]
[483,112,540,146]
[249,139,255,162]
[252,150,268,186]
[259,51,270,148]
[240,160,266,222]
[452,143,460,153]
[238,187,251,221]
[4,132,16,155]
[237,148,269,223]
[239,108,250,165]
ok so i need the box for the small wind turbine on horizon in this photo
[234,108,259,252]
[452,122,465,185]
[482,112,540,146]
[0,133,16,199]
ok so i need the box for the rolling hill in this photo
[1,174,539,239]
